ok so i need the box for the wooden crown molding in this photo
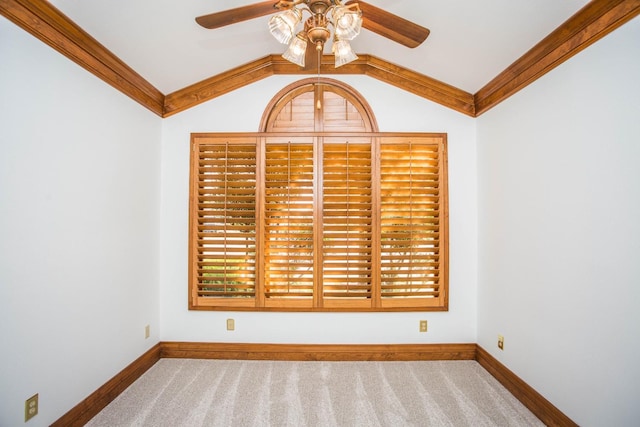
[163,56,275,118]
[163,54,475,118]
[474,0,640,116]
[0,0,165,117]
[2,0,639,119]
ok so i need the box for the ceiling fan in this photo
[195,0,429,70]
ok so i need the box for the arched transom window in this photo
[260,78,378,132]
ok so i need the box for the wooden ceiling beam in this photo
[0,0,165,117]
[364,56,475,117]
[474,0,640,116]
[163,57,275,118]
[164,55,475,118]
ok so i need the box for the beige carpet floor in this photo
[86,359,544,426]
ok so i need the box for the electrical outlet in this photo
[419,320,428,332]
[498,335,504,350]
[226,318,235,331]
[25,394,38,422]
[145,324,150,339]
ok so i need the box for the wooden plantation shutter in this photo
[190,138,257,308]
[322,138,374,308]
[380,137,447,309]
[263,137,315,307]
[189,133,447,311]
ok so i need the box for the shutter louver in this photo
[269,92,316,132]
[380,140,441,306]
[264,139,315,305]
[322,92,368,132]
[322,140,373,306]
[195,142,257,303]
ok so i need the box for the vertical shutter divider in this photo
[346,141,350,294]
[371,135,381,308]
[286,143,291,296]
[314,136,324,308]
[409,140,414,295]
[223,141,228,295]
[256,136,265,307]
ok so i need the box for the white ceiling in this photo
[48,0,591,95]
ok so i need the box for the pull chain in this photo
[316,46,321,110]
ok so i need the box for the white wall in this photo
[0,19,162,427]
[4,5,638,427]
[477,17,640,426]
[160,75,478,344]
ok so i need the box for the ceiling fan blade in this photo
[347,1,430,48]
[196,1,278,29]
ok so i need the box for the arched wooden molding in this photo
[260,78,379,132]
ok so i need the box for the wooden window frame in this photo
[189,132,448,312]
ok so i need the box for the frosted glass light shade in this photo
[283,32,308,67]
[269,9,302,44]
[333,7,362,41]
[333,39,358,67]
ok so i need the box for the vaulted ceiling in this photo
[47,0,590,94]
[2,0,638,117]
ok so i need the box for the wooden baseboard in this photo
[160,342,477,361]
[51,343,161,427]
[475,345,577,427]
[51,342,576,427]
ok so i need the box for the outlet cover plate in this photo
[25,393,38,422]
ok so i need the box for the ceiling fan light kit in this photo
[332,37,358,67]
[269,0,362,67]
[283,31,309,67]
[332,4,362,41]
[268,8,302,44]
